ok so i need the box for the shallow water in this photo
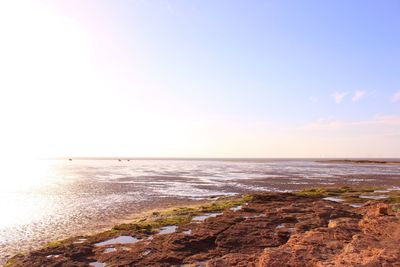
[359,195,388,200]
[142,250,151,256]
[182,230,192,235]
[1,158,400,263]
[323,197,344,202]
[230,205,243,212]
[192,213,223,222]
[374,190,390,193]
[104,247,117,253]
[89,262,106,267]
[73,238,88,244]
[94,236,139,246]
[157,225,177,235]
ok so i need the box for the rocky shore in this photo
[5,187,400,267]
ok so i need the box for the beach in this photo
[1,159,400,265]
[5,188,400,266]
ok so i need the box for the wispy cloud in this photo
[352,90,365,102]
[332,92,348,104]
[392,90,400,102]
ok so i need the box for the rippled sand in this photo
[1,159,400,264]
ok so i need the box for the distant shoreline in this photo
[317,159,400,165]
[48,157,400,162]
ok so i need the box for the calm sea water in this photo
[1,159,400,263]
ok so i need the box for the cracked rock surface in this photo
[8,194,400,266]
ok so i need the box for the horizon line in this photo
[46,157,400,160]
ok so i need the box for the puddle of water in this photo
[89,262,106,267]
[180,262,207,267]
[46,254,60,259]
[374,190,390,193]
[230,205,242,212]
[182,229,192,235]
[157,225,177,235]
[323,197,344,202]
[142,250,151,256]
[244,214,265,219]
[275,224,295,232]
[359,195,388,200]
[95,236,139,247]
[191,213,222,222]
[104,247,117,253]
[73,238,88,244]
[349,203,363,208]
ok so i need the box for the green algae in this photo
[387,196,400,204]
[45,240,64,248]
[295,186,385,198]
[295,186,400,207]
[4,253,24,267]
[295,188,328,197]
[199,194,252,213]
[109,194,252,236]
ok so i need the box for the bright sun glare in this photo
[0,1,93,159]
[0,159,53,193]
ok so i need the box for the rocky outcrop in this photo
[7,193,400,267]
[258,202,400,267]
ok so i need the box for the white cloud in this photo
[392,90,400,102]
[352,90,365,102]
[332,92,348,104]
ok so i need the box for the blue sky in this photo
[0,0,399,157]
[92,0,400,121]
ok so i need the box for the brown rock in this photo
[8,194,400,267]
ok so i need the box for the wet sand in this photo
[0,197,210,265]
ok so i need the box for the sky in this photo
[0,0,399,158]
